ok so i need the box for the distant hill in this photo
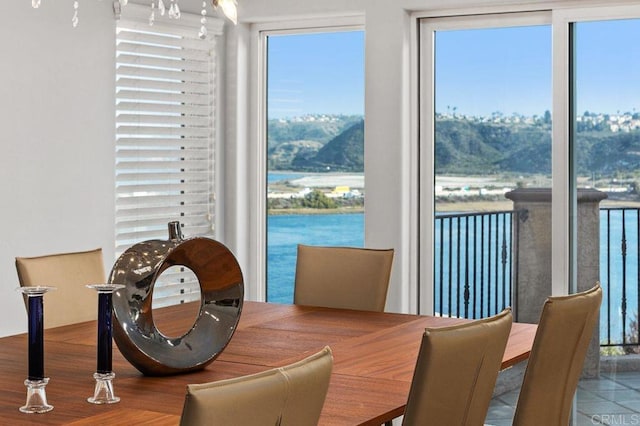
[574,131,640,175]
[434,117,640,176]
[291,120,364,172]
[268,140,324,170]
[268,115,363,171]
[267,114,640,177]
[434,119,552,174]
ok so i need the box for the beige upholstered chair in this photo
[180,346,333,426]
[512,284,602,426]
[401,308,513,426]
[294,244,394,312]
[15,248,106,329]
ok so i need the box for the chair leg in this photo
[385,421,393,426]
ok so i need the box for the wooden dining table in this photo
[0,301,536,425]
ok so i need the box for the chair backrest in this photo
[513,284,602,426]
[402,308,513,426]
[180,346,333,426]
[15,248,106,328]
[293,244,394,312]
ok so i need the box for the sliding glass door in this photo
[421,13,552,322]
[421,6,640,422]
[264,29,365,303]
[569,18,640,420]
[573,15,640,358]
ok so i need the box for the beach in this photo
[286,173,517,190]
[288,173,365,189]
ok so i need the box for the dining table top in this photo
[0,301,537,425]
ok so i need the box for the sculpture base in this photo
[87,372,120,404]
[20,378,53,413]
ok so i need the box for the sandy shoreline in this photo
[289,173,365,189]
[282,173,525,190]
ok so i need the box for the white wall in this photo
[0,2,116,336]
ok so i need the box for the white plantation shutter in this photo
[115,7,223,306]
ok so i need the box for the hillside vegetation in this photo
[268,114,640,179]
[268,115,362,171]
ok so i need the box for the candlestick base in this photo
[87,372,120,404]
[20,378,53,413]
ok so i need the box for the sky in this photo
[575,19,640,116]
[266,18,640,120]
[267,31,365,119]
[435,25,551,117]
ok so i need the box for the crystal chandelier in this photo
[31,0,237,34]
[212,0,236,24]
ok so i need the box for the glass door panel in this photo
[429,21,552,323]
[265,31,365,303]
[420,9,640,424]
[573,18,640,420]
[423,20,552,424]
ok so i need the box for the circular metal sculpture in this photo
[109,222,243,376]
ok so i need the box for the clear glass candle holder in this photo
[17,286,56,414]
[86,283,125,404]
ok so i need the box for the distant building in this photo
[328,186,362,199]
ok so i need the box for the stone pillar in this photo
[505,188,606,377]
[576,189,608,377]
[505,188,552,324]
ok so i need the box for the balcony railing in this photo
[600,207,640,350]
[434,210,520,319]
[434,206,640,352]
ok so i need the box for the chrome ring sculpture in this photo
[109,222,243,376]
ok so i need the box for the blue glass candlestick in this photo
[86,284,125,404]
[18,286,55,414]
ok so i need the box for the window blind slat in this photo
[115,78,209,95]
[116,205,212,219]
[116,65,209,84]
[116,182,211,193]
[150,292,200,306]
[115,193,210,206]
[153,285,201,299]
[117,216,211,230]
[116,114,211,127]
[116,126,210,137]
[117,226,213,244]
[116,89,209,105]
[117,29,214,50]
[116,41,210,62]
[117,223,212,240]
[118,146,209,160]
[116,147,210,157]
[115,159,209,169]
[116,53,209,73]
[115,172,210,181]
[116,137,210,148]
[116,102,206,115]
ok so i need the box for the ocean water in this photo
[267,213,364,303]
[267,172,310,184]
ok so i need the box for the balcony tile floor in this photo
[487,371,640,425]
